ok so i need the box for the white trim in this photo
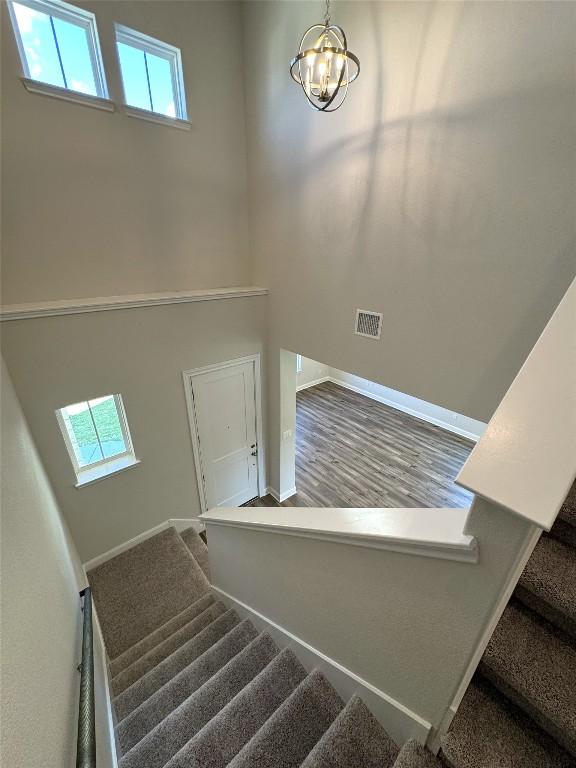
[212,586,431,748]
[328,377,485,442]
[438,520,541,746]
[266,486,297,503]
[296,376,330,393]
[75,455,140,488]
[123,105,191,130]
[90,605,119,768]
[115,23,187,120]
[21,78,115,110]
[456,277,576,530]
[8,0,109,98]
[0,287,268,322]
[82,517,202,571]
[183,355,267,515]
[201,507,478,564]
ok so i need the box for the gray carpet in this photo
[440,480,576,766]
[88,527,210,658]
[89,480,576,768]
[180,526,211,579]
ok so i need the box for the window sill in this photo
[22,78,115,112]
[75,455,140,488]
[123,105,191,130]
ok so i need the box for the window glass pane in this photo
[64,401,104,467]
[13,2,65,88]
[88,396,126,459]
[117,41,151,111]
[146,52,175,117]
[52,16,96,95]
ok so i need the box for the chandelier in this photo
[289,0,360,112]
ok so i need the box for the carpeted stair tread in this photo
[441,677,575,768]
[89,527,210,658]
[226,669,344,768]
[110,594,215,678]
[163,648,307,768]
[394,741,444,767]
[112,601,226,695]
[180,527,211,579]
[117,619,259,753]
[516,535,576,639]
[551,518,576,549]
[119,632,280,768]
[560,482,576,525]
[479,601,576,756]
[114,609,240,721]
[301,694,398,768]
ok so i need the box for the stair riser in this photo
[114,611,240,721]
[110,594,215,678]
[515,586,576,645]
[116,620,259,753]
[479,663,576,758]
[112,603,226,695]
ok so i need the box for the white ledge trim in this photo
[0,287,268,321]
[75,455,140,488]
[456,276,576,530]
[201,507,478,563]
[123,105,192,130]
[22,78,115,111]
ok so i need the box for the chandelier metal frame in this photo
[289,0,360,112]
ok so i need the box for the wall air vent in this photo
[354,309,383,339]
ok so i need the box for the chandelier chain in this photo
[324,0,331,26]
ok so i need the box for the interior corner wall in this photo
[0,359,115,768]
[1,0,251,304]
[1,298,267,562]
[243,0,576,424]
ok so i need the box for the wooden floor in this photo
[250,381,474,509]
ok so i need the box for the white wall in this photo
[1,298,266,561]
[296,355,330,390]
[1,0,251,304]
[0,360,115,768]
[205,495,536,735]
[244,1,576,424]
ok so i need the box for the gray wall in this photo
[1,298,266,561]
[1,360,115,767]
[1,0,251,303]
[243,0,576,423]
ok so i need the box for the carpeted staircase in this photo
[88,484,576,768]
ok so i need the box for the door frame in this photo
[182,354,266,514]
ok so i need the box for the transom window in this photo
[8,0,108,97]
[115,24,187,120]
[56,394,138,486]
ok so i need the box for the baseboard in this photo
[328,378,485,442]
[296,376,330,392]
[83,517,203,571]
[212,585,431,748]
[266,486,297,503]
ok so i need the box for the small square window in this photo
[8,0,108,98]
[115,24,187,120]
[56,394,138,486]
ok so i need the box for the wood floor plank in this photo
[249,381,474,510]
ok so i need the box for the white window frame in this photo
[114,23,188,124]
[7,0,110,107]
[56,394,139,487]
[296,354,303,374]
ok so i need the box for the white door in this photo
[190,361,259,509]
